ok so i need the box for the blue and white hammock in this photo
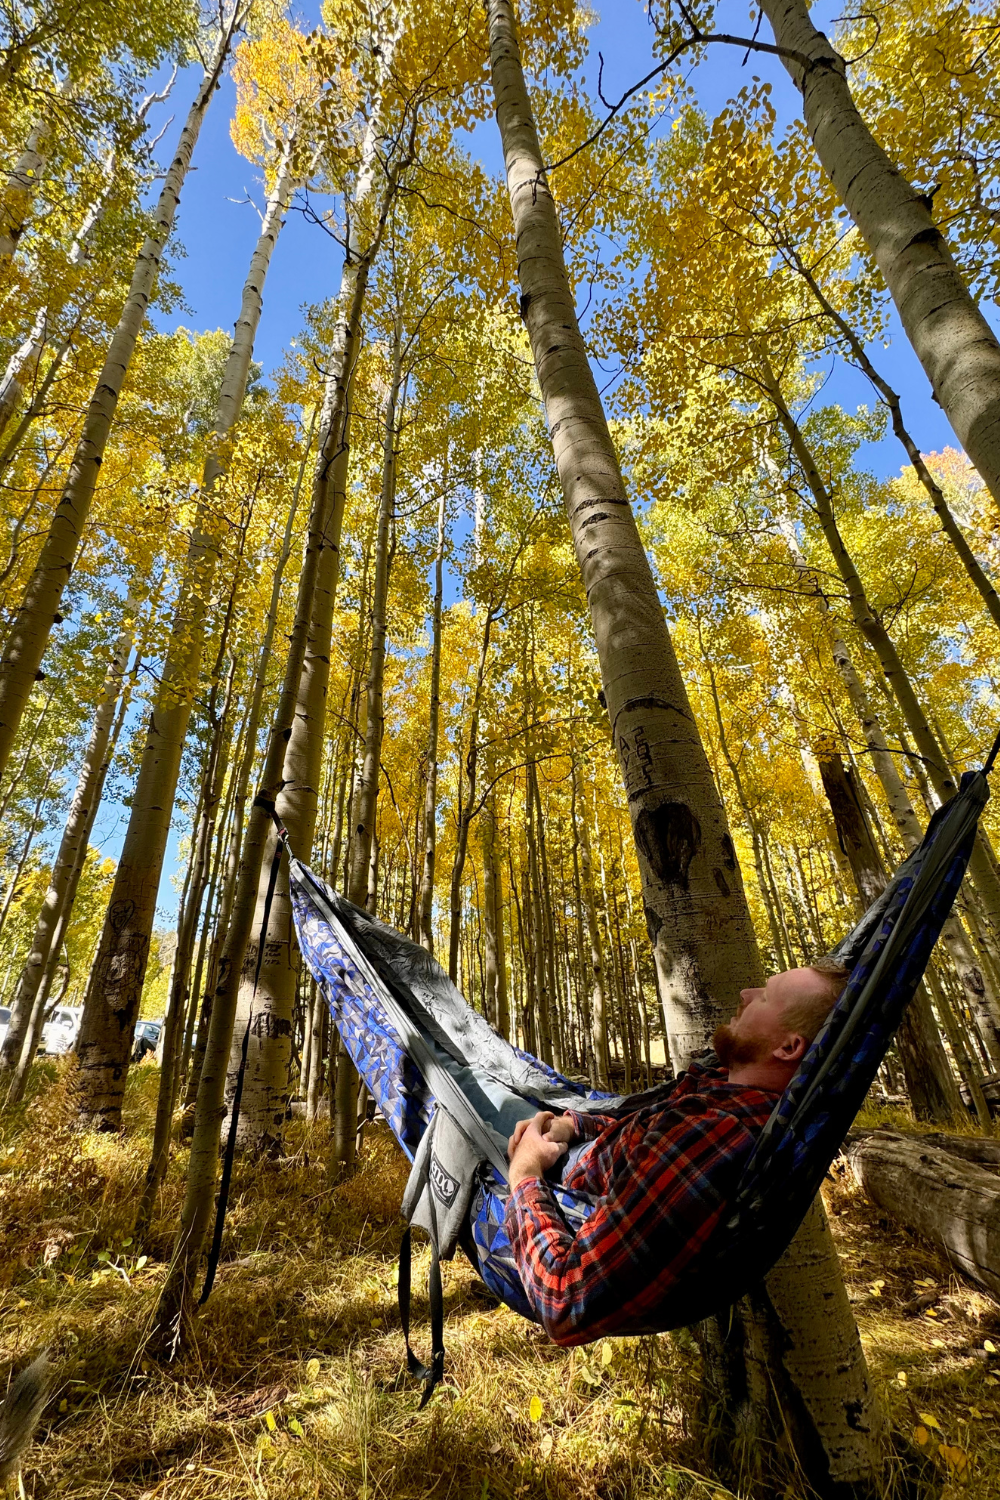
[281,764,990,1399]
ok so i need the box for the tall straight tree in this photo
[346,319,403,906]
[223,34,415,1159]
[0,605,135,1086]
[0,7,247,787]
[756,0,1000,505]
[417,478,446,952]
[485,3,881,1492]
[71,125,298,1130]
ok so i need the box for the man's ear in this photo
[773,1033,808,1063]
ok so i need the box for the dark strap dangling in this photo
[397,1227,446,1407]
[200,807,288,1305]
[421,1243,445,1408]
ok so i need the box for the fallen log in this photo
[847,1130,1000,1301]
[916,1132,1000,1169]
[846,1127,1000,1169]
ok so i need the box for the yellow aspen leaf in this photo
[924,1307,938,1317]
[288,1418,304,1437]
[918,1413,941,1430]
[913,1426,929,1447]
[984,1339,997,1353]
[938,1444,968,1477]
[264,1410,277,1432]
[896,1372,907,1387]
[601,1341,614,1366]
[305,1358,320,1381]
[529,1395,543,1422]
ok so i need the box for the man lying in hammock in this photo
[505,962,849,1346]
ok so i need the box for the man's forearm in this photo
[505,1178,604,1346]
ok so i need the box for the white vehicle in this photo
[0,1005,9,1051]
[41,1006,82,1055]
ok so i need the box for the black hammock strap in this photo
[200,796,287,1305]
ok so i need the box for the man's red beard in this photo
[712,1022,770,1070]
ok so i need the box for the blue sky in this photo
[92,0,966,920]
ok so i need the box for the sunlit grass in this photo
[1,1065,998,1498]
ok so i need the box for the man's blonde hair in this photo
[783,958,851,1043]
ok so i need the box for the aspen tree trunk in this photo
[487,0,760,1064]
[813,735,960,1121]
[532,765,563,1071]
[702,651,788,969]
[570,803,596,1081]
[225,371,357,1158]
[481,790,510,1038]
[763,358,1000,1019]
[759,0,1000,506]
[0,115,51,264]
[487,3,881,1489]
[223,72,414,1170]
[11,942,64,1096]
[0,15,244,786]
[926,964,995,1128]
[70,148,296,1131]
[780,520,1000,1068]
[138,654,238,1227]
[0,685,54,826]
[0,113,132,440]
[0,610,133,1078]
[347,323,402,905]
[181,411,315,1124]
[525,760,553,1064]
[418,482,446,952]
[154,364,361,1345]
[0,323,76,472]
[570,753,609,1087]
[787,249,1000,632]
[0,749,59,945]
[447,602,496,982]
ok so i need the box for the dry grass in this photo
[1,1067,998,1500]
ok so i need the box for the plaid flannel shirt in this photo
[504,1057,780,1346]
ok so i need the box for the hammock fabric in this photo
[281,762,992,1401]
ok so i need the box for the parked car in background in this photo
[41,1006,82,1055]
[133,1018,162,1062]
[0,1005,10,1051]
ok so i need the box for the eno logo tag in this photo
[429,1153,459,1207]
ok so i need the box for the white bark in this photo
[486,0,761,1067]
[0,116,51,262]
[0,14,242,788]
[0,607,133,1078]
[72,142,296,1130]
[760,0,1000,502]
[347,322,402,905]
[418,480,446,952]
[225,35,413,1158]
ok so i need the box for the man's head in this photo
[712,959,850,1089]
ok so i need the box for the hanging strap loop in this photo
[397,1227,445,1408]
